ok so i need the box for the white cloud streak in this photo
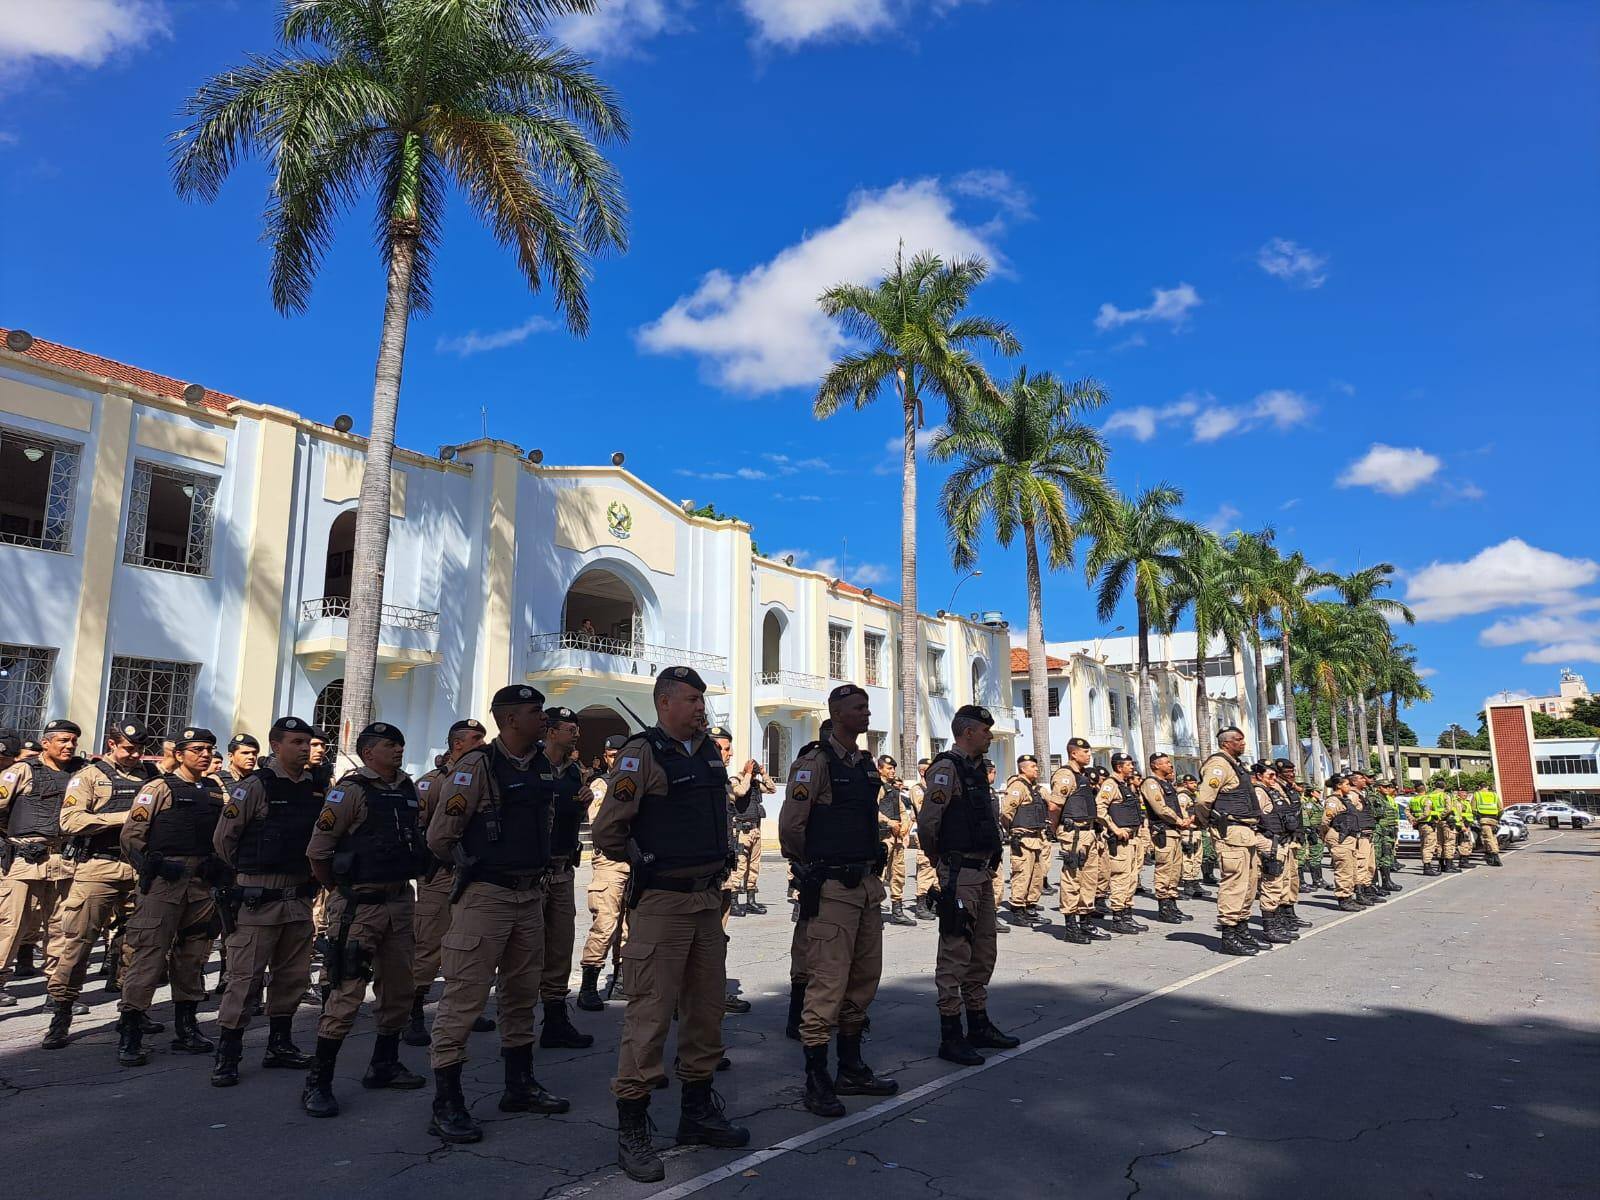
[1337,444,1442,495]
[0,0,167,69]
[1094,283,1200,332]
[1256,237,1329,288]
[434,315,553,356]
[550,0,690,57]
[1108,390,1314,444]
[770,548,889,586]
[1405,539,1600,621]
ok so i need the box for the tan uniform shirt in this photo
[1097,778,1137,837]
[60,759,146,882]
[1322,792,1358,838]
[121,772,214,863]
[1195,752,1248,820]
[213,758,316,921]
[1142,777,1184,827]
[424,738,543,867]
[777,736,867,860]
[307,765,414,879]
[1000,774,1045,827]
[0,759,73,847]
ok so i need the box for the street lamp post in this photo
[1091,624,1126,662]
[946,569,982,612]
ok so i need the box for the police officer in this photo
[208,716,322,1087]
[1141,752,1193,924]
[425,686,566,1144]
[906,759,938,918]
[1274,761,1311,929]
[302,722,428,1118]
[216,733,260,788]
[593,667,750,1184]
[918,705,1020,1066]
[1472,784,1504,866]
[709,726,757,1016]
[538,706,594,1050]
[0,718,81,991]
[1250,762,1296,944]
[1407,786,1439,876]
[782,720,831,1040]
[1048,738,1108,945]
[1322,773,1367,911]
[1371,777,1403,892]
[1176,773,1207,899]
[577,733,630,1010]
[116,727,226,1065]
[405,718,491,1047]
[307,731,333,792]
[1098,752,1148,934]
[1352,770,1386,901]
[780,685,898,1120]
[876,756,917,927]
[724,737,771,918]
[1000,755,1051,924]
[1194,726,1275,957]
[42,720,154,1048]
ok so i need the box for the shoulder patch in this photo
[222,802,241,820]
[130,806,150,822]
[134,791,156,806]
[930,768,953,787]
[315,807,337,831]
[417,779,431,793]
[326,788,345,804]
[444,795,468,817]
[610,777,637,804]
[618,756,640,774]
[453,771,473,786]
[793,769,811,783]
[231,786,248,800]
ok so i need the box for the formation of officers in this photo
[0,682,1511,1182]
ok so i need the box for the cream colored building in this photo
[1527,668,1591,719]
[0,331,1011,779]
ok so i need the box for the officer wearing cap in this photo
[425,685,567,1144]
[116,726,227,1065]
[1097,752,1149,934]
[1047,737,1108,944]
[1194,726,1276,956]
[208,716,323,1087]
[302,722,428,1118]
[0,731,20,773]
[1274,759,1313,924]
[1249,762,1297,945]
[874,754,917,927]
[706,724,757,1019]
[918,706,1020,1066]
[41,719,156,1049]
[780,684,899,1120]
[906,758,939,919]
[593,666,750,1183]
[536,705,594,1051]
[1323,772,1371,910]
[1140,752,1194,925]
[0,718,82,1003]
[578,732,631,1011]
[216,733,261,788]
[1000,754,1051,924]
[404,717,491,1048]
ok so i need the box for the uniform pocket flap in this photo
[620,940,655,962]
[441,932,481,952]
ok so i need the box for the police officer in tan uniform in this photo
[0,718,81,991]
[209,716,322,1087]
[875,755,918,926]
[1141,752,1193,925]
[1194,726,1274,957]
[577,734,629,1010]
[42,720,153,1049]
[781,685,898,1120]
[537,706,594,1050]
[1098,753,1148,934]
[1177,774,1207,898]
[1000,754,1050,924]
[425,686,566,1144]
[1048,740,1110,944]
[906,759,938,918]
[1250,762,1297,945]
[919,705,1020,1066]
[404,718,490,1047]
[593,667,750,1184]
[1322,773,1371,912]
[725,737,772,917]
[783,720,831,1040]
[215,733,260,789]
[116,727,225,1065]
[302,722,427,1118]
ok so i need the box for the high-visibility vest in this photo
[1473,789,1501,817]
[1428,790,1450,818]
[1407,793,1429,820]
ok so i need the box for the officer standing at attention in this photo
[781,685,898,1120]
[1141,752,1192,925]
[1472,783,1503,866]
[42,720,154,1048]
[1098,752,1148,935]
[1350,770,1385,902]
[1175,773,1206,899]
[208,716,322,1087]
[216,734,260,788]
[875,756,918,926]
[782,720,830,1041]
[1322,774,1367,912]
[1249,762,1296,945]
[406,718,489,1046]
[302,722,428,1119]
[1194,726,1274,957]
[593,667,750,1184]
[426,686,566,1145]
[1407,787,1438,876]
[578,734,630,1010]
[711,727,760,934]
[1048,738,1108,945]
[0,719,82,990]
[1273,762,1311,929]
[725,741,772,918]
[907,759,939,919]
[918,705,1020,1067]
[999,755,1051,925]
[116,727,225,1065]
[1370,777,1403,892]
[537,706,594,1050]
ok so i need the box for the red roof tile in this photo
[831,579,898,608]
[1,328,239,413]
[1011,646,1067,673]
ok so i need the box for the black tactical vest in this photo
[878,781,904,823]
[803,744,882,864]
[1205,754,1256,821]
[1106,779,1143,830]
[457,745,553,873]
[73,760,152,855]
[1330,794,1362,838]
[929,751,1001,856]
[1060,768,1097,829]
[1258,785,1289,836]
[550,758,584,858]
[1146,777,1180,825]
[1356,793,1377,833]
[235,768,322,876]
[1008,776,1050,830]
[146,773,225,856]
[337,772,423,883]
[630,729,730,872]
[1281,782,1303,834]
[8,760,74,840]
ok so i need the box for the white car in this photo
[1497,815,1529,844]
[1532,803,1593,829]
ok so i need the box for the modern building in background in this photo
[1526,668,1591,719]
[0,331,1012,780]
[1397,744,1493,786]
[1484,693,1600,814]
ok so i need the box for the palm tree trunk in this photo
[1373,699,1389,784]
[1280,622,1300,773]
[1232,644,1251,749]
[1390,690,1403,783]
[897,386,920,774]
[1194,652,1212,758]
[1356,696,1371,775]
[338,230,416,768]
[1136,594,1155,764]
[1328,693,1341,773]
[1345,696,1360,771]
[1252,629,1271,760]
[1022,520,1050,766]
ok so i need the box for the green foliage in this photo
[1531,712,1600,739]
[1438,722,1490,751]
[1569,695,1600,727]
[1426,769,1494,791]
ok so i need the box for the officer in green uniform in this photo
[1371,779,1402,892]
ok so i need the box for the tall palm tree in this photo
[1227,529,1293,760]
[1332,564,1415,776]
[1165,530,1249,759]
[815,247,1019,770]
[172,0,627,758]
[1271,549,1331,773]
[1084,485,1204,763]
[932,369,1114,766]
[1379,642,1431,782]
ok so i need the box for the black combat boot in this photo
[498,1043,568,1113]
[609,968,629,1002]
[1062,913,1092,944]
[1108,908,1143,934]
[577,965,605,1011]
[211,1025,244,1086]
[363,1032,426,1089]
[1235,922,1269,950]
[104,947,122,993]
[728,892,746,918]
[1155,899,1184,925]
[301,1036,341,1117]
[677,1078,751,1147]
[1366,883,1388,903]
[835,1029,897,1096]
[802,1043,846,1117]
[617,1096,663,1182]
[937,1013,983,1065]
[1314,864,1332,889]
[785,976,805,1040]
[1488,852,1503,867]
[116,1009,148,1066]
[1257,910,1294,944]
[13,945,38,979]
[429,1062,483,1142]
[1381,866,1402,892]
[1287,904,1312,929]
[887,901,917,927]
[135,1010,165,1033]
[724,990,752,1014]
[1219,924,1257,956]
[402,988,430,1046]
[262,1014,313,1068]
[1271,909,1300,941]
[966,1009,1021,1050]
[1081,911,1113,940]
[1337,894,1362,911]
[540,997,594,1049]
[41,998,74,1050]
[1201,861,1218,886]
[744,890,768,916]
[1094,895,1111,919]
[170,1000,214,1054]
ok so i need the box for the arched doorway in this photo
[761,609,785,677]
[324,511,356,603]
[971,656,988,705]
[564,566,643,647]
[762,721,792,781]
[578,704,629,772]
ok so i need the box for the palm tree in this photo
[1226,529,1293,760]
[1271,549,1331,773]
[1084,485,1205,763]
[1380,642,1432,782]
[932,370,1114,766]
[1165,531,1249,759]
[815,247,1019,770]
[172,0,627,758]
[1332,564,1415,775]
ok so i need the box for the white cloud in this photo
[1254,389,1313,430]
[1279,497,1302,511]
[434,315,553,356]
[1102,397,1199,442]
[1523,641,1600,665]
[638,179,1002,393]
[675,468,734,480]
[1480,605,1600,648]
[0,0,167,69]
[772,492,823,503]
[1256,237,1329,288]
[550,0,689,56]
[1192,407,1244,442]
[0,131,17,148]
[739,0,974,46]
[1337,444,1442,495]
[770,548,889,586]
[1405,539,1600,621]
[1104,390,1311,444]
[949,168,1032,219]
[1416,666,1439,678]
[1094,283,1200,332]
[1203,503,1242,533]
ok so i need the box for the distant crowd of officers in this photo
[0,678,1508,1184]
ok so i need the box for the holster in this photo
[0,841,13,874]
[796,867,825,921]
[1104,832,1121,858]
[1008,832,1023,856]
[1150,825,1169,849]
[213,887,239,937]
[15,842,48,866]
[935,857,975,941]
[1259,840,1284,878]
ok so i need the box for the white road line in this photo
[652,841,1547,1198]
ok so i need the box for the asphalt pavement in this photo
[0,829,1594,1200]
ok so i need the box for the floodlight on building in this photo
[611,451,625,466]
[333,414,354,433]
[527,448,544,464]
[439,446,457,462]
[4,330,34,352]
[182,382,207,405]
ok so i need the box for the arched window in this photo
[563,565,644,647]
[1088,687,1099,726]
[971,657,988,704]
[761,609,784,677]
[324,511,356,603]
[313,678,344,762]
[762,721,792,781]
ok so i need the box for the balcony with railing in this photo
[754,667,829,712]
[294,596,441,672]
[527,631,730,692]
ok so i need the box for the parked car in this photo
[1497,815,1529,844]
[1532,803,1593,829]
[1397,817,1421,854]
[1503,803,1541,821]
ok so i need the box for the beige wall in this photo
[553,484,677,575]
[66,391,133,730]
[323,449,406,519]
[230,414,297,734]
[135,415,228,466]
[0,374,93,433]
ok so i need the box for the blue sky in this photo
[3,0,1598,740]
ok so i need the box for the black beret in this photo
[707,725,732,741]
[308,727,328,741]
[1110,752,1134,768]
[1272,758,1295,772]
[828,684,867,704]
[176,727,217,748]
[0,731,20,756]
[1218,725,1244,739]
[1066,736,1091,751]
[228,733,260,751]
[43,719,81,737]
[111,719,150,743]
[22,738,43,752]
[1017,754,1037,765]
[357,722,404,746]
[269,716,310,737]
[603,734,627,751]
[877,755,897,768]
[544,707,579,724]
[916,757,930,767]
[1327,771,1345,786]
[953,704,994,727]
[1179,773,1199,784]
[491,685,545,708]
[1250,761,1272,776]
[449,718,485,736]
[660,666,706,692]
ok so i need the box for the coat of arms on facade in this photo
[607,500,632,539]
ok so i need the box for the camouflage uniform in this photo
[1199,830,1217,884]
[1368,788,1401,891]
[1298,791,1325,884]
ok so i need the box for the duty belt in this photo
[340,884,405,906]
[475,867,551,892]
[807,861,879,885]
[733,818,760,830]
[642,870,723,894]
[228,882,319,904]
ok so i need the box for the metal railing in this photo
[528,630,728,672]
[989,705,1019,724]
[756,668,828,690]
[300,596,440,632]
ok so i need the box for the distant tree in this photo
[1568,695,1600,727]
[1438,722,1490,752]
[1532,713,1600,739]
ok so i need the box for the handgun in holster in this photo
[795,863,825,921]
[1259,837,1284,878]
[448,844,477,905]
[624,838,656,911]
[935,855,975,941]
[213,886,240,937]
[1149,825,1168,850]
